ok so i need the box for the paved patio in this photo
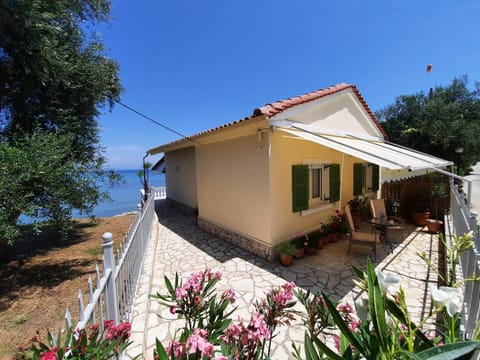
[125,200,440,359]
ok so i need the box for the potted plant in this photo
[348,196,370,228]
[275,241,297,266]
[426,183,446,233]
[308,230,323,250]
[290,233,308,259]
[328,211,349,241]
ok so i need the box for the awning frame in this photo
[277,121,453,173]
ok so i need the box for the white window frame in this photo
[303,159,331,208]
[361,163,375,195]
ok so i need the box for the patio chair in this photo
[370,199,405,242]
[345,205,376,259]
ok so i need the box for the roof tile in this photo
[149,83,387,154]
[252,83,387,139]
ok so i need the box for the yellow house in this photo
[148,84,451,260]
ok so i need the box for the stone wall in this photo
[197,218,274,261]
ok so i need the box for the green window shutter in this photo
[329,164,340,203]
[353,163,363,196]
[292,165,309,212]
[371,164,380,191]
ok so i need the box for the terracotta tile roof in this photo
[253,83,387,139]
[148,83,387,154]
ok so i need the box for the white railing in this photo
[152,186,166,200]
[65,190,156,331]
[449,179,480,339]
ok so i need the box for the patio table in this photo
[370,217,401,244]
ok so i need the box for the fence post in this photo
[102,232,120,325]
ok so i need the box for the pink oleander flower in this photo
[221,289,236,304]
[250,312,271,339]
[194,295,202,304]
[168,340,184,358]
[103,320,114,329]
[40,347,58,360]
[337,303,354,314]
[333,334,341,352]
[175,287,187,299]
[186,328,214,357]
[170,306,177,314]
[282,281,296,294]
[215,356,228,360]
[105,322,131,342]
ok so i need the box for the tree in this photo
[0,0,122,249]
[0,132,121,243]
[376,76,480,174]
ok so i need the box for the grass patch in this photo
[84,246,103,258]
[14,314,28,325]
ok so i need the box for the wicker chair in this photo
[345,205,376,259]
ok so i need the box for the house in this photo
[148,84,452,260]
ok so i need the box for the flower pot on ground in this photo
[295,247,305,259]
[330,232,338,242]
[305,246,316,255]
[308,230,323,249]
[275,241,297,266]
[411,211,429,226]
[290,233,308,259]
[279,254,294,266]
[327,211,348,241]
[426,218,443,234]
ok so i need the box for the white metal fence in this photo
[65,189,156,331]
[152,186,166,200]
[448,179,480,339]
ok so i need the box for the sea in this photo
[82,170,166,218]
[18,170,166,223]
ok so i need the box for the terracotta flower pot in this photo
[330,233,338,243]
[411,211,429,226]
[279,254,294,266]
[295,247,305,259]
[426,219,443,234]
[306,246,316,255]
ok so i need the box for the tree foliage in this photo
[0,131,121,244]
[0,0,122,246]
[376,76,480,174]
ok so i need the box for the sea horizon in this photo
[82,169,165,218]
[18,170,166,223]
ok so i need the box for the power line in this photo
[114,100,199,144]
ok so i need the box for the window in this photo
[292,163,340,212]
[353,163,379,196]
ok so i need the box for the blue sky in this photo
[98,1,480,169]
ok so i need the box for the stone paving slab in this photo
[125,201,439,359]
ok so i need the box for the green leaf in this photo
[386,297,434,348]
[352,265,366,280]
[366,259,389,351]
[312,333,343,360]
[415,341,480,360]
[304,333,320,360]
[155,338,168,360]
[164,275,175,297]
[321,292,367,356]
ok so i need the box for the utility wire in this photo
[114,100,199,144]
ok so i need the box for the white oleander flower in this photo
[429,285,461,317]
[376,270,399,293]
[355,297,369,322]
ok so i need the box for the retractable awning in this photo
[279,123,453,181]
